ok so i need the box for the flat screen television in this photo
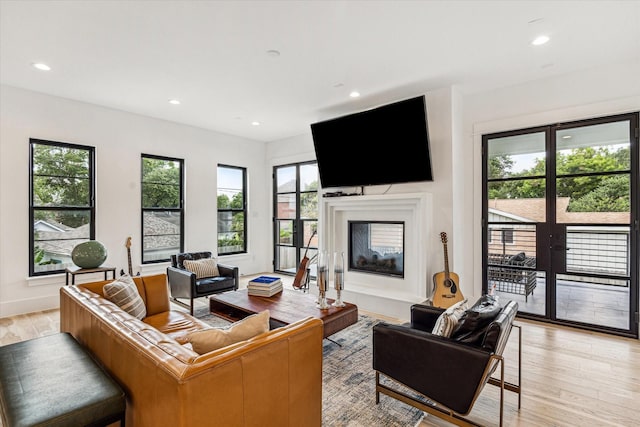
[311,95,433,189]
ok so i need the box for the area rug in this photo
[196,306,425,427]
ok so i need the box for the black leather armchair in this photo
[373,297,521,426]
[167,251,238,315]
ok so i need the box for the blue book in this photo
[249,276,280,284]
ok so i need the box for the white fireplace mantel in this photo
[319,192,433,318]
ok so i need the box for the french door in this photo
[483,112,639,337]
[273,161,318,276]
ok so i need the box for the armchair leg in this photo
[488,324,522,407]
[171,297,191,313]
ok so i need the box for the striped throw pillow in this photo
[431,299,468,338]
[183,258,220,279]
[103,275,147,320]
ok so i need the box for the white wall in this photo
[266,87,457,317]
[0,85,273,317]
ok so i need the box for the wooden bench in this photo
[0,332,125,427]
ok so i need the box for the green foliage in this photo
[303,179,319,192]
[218,236,244,248]
[569,175,630,212]
[32,144,91,227]
[279,228,292,244]
[142,157,180,208]
[217,194,230,208]
[488,146,630,212]
[489,179,545,199]
[488,154,514,179]
[33,246,61,265]
[34,247,45,264]
[300,192,318,219]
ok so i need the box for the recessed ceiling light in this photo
[532,35,550,46]
[32,63,51,71]
[266,49,280,57]
[251,121,260,126]
[349,91,360,98]
[168,99,181,105]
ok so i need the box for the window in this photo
[217,165,247,255]
[30,139,95,276]
[141,154,183,263]
[273,161,318,275]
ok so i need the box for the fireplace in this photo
[348,221,404,278]
[321,192,432,319]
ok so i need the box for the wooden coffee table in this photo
[209,289,358,339]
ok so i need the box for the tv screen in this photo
[311,95,433,189]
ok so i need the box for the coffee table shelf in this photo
[210,289,358,339]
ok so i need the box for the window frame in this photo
[141,153,184,264]
[29,138,95,277]
[217,164,247,255]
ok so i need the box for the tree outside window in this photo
[141,155,183,263]
[30,139,95,276]
[217,165,246,254]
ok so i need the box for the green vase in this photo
[71,240,108,269]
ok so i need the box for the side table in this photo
[65,265,116,286]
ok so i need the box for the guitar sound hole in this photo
[444,279,457,294]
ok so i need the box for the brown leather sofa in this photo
[60,273,323,427]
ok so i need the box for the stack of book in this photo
[247,276,283,297]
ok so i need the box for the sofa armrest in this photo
[217,264,239,290]
[167,266,195,299]
[410,304,443,332]
[373,322,491,415]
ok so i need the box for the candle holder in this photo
[333,251,345,307]
[316,251,329,310]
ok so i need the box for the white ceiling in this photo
[1,0,639,142]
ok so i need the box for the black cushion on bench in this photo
[0,332,125,427]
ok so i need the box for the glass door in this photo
[484,129,548,318]
[483,112,638,337]
[552,117,636,332]
[273,162,319,276]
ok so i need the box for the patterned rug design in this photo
[197,308,424,427]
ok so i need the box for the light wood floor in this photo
[416,318,640,427]
[1,277,639,426]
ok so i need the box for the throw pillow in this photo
[187,310,270,354]
[103,274,147,320]
[183,258,220,279]
[450,294,502,345]
[431,299,468,338]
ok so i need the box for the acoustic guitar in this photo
[432,232,464,308]
[292,230,317,290]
